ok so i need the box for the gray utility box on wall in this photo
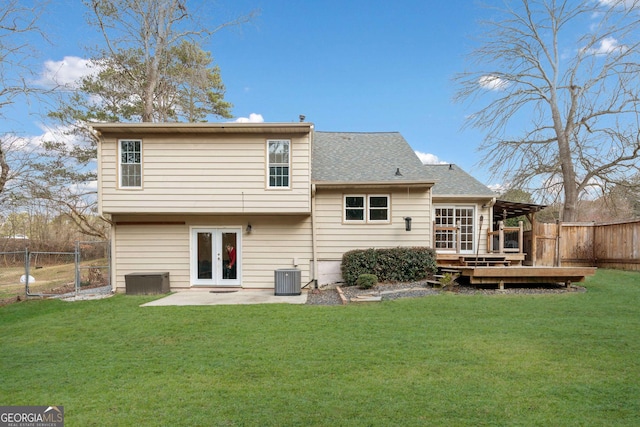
[125,272,170,295]
[274,268,301,296]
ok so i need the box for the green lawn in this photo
[1,269,638,426]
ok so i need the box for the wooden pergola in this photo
[491,199,547,266]
[492,199,548,223]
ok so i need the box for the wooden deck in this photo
[450,266,597,290]
[437,253,526,266]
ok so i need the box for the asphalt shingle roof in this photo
[424,164,496,197]
[312,131,496,197]
[312,132,433,184]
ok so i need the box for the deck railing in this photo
[488,220,524,254]
[433,220,524,255]
[433,220,462,253]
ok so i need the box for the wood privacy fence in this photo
[523,219,640,270]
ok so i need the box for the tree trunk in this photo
[0,143,8,195]
[556,135,579,222]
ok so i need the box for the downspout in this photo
[110,224,117,292]
[311,183,318,289]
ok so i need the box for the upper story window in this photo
[267,140,290,188]
[344,195,390,223]
[119,139,142,188]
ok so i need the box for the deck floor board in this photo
[454,266,597,287]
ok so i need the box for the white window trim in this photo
[344,195,366,223]
[343,194,391,224]
[266,139,291,189]
[368,195,390,223]
[118,139,143,189]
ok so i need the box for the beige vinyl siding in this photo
[314,187,432,260]
[111,214,312,291]
[113,222,190,291]
[477,205,491,254]
[239,216,312,288]
[100,133,311,215]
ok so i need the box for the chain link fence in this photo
[0,241,110,304]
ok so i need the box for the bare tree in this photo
[0,1,46,199]
[456,0,640,221]
[0,135,36,207]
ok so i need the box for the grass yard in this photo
[1,269,638,426]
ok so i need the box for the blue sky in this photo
[7,1,502,187]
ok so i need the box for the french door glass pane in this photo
[197,232,212,279]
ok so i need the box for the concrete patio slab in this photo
[141,289,308,306]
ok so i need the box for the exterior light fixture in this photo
[404,217,412,231]
[246,223,252,233]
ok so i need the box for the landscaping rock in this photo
[305,280,586,305]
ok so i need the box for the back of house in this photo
[95,123,499,292]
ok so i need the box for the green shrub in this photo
[356,274,378,289]
[438,272,457,290]
[341,247,437,286]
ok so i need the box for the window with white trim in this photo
[344,195,390,223]
[119,139,142,188]
[267,139,290,188]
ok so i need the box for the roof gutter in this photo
[313,180,435,189]
[91,122,313,135]
[432,194,497,200]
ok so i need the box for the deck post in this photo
[555,219,561,267]
[498,221,505,254]
[456,220,461,253]
[487,232,492,253]
[518,221,524,254]
[529,213,538,266]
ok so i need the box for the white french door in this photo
[434,206,475,253]
[191,227,241,286]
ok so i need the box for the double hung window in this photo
[344,195,390,223]
[267,140,290,188]
[119,140,142,188]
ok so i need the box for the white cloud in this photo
[583,36,628,55]
[37,56,96,88]
[598,0,639,9]
[488,183,508,194]
[28,123,93,156]
[69,180,98,196]
[234,113,265,123]
[416,151,447,165]
[478,75,509,91]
